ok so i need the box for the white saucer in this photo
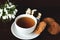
[11,22,40,40]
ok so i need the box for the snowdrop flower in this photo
[7,14,15,19]
[5,4,7,7]
[0,1,18,20]
[13,11,16,15]
[6,16,8,19]
[5,15,8,19]
[0,9,3,18]
[4,8,8,15]
[11,14,15,19]
[7,4,15,9]
[2,15,8,19]
[10,5,15,8]
[9,2,12,6]
[15,9,18,13]
[6,4,9,8]
[13,9,18,15]
[26,8,31,15]
[8,14,12,19]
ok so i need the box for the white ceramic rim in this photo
[14,14,37,29]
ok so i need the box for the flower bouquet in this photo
[0,0,18,22]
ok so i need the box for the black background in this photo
[0,0,60,40]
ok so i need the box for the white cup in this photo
[14,14,37,35]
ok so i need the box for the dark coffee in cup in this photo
[16,17,35,28]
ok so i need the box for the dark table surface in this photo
[0,0,60,40]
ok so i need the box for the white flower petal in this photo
[13,9,18,15]
[2,16,7,19]
[13,11,16,15]
[4,8,8,14]
[8,14,12,19]
[7,5,15,9]
[7,4,10,8]
[11,15,15,19]
[6,16,8,19]
[9,2,12,5]
[15,9,18,12]
[10,5,15,8]
[0,9,3,18]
